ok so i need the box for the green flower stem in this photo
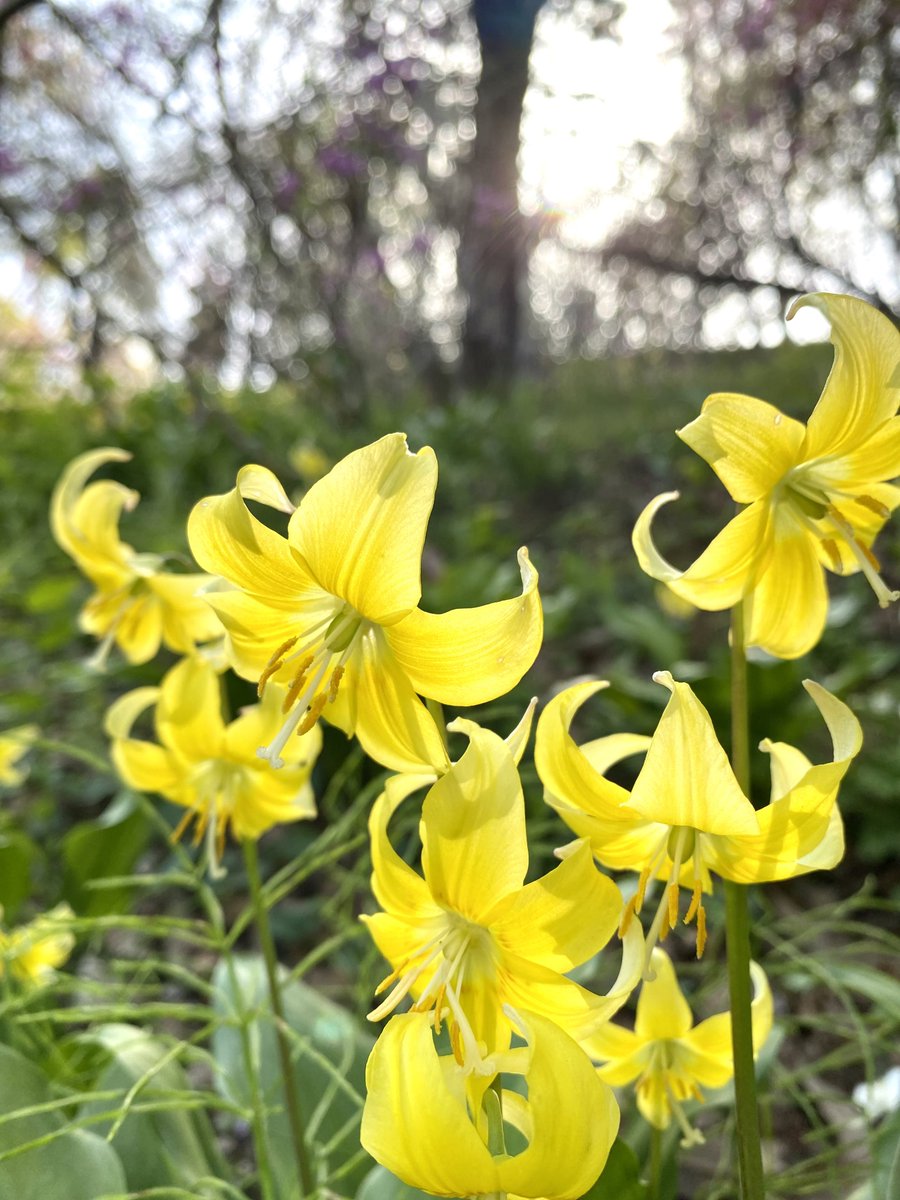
[726,602,765,1200]
[649,1125,663,1200]
[243,838,315,1199]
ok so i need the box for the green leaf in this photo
[62,792,151,916]
[74,1023,227,1194]
[212,955,375,1199]
[577,1138,649,1200]
[0,1042,126,1198]
[0,830,40,919]
[356,1164,440,1200]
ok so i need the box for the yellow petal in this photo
[105,686,161,740]
[683,961,772,1087]
[288,434,437,625]
[50,447,134,568]
[679,394,805,503]
[489,839,622,972]
[500,922,644,1042]
[625,673,759,836]
[360,1012,498,1196]
[114,593,164,664]
[584,1024,645,1082]
[500,1011,620,1200]
[0,725,39,786]
[225,685,322,772]
[811,417,900,490]
[535,681,644,822]
[634,948,693,1041]
[110,738,182,797]
[448,697,537,769]
[367,791,440,921]
[420,725,527,921]
[203,587,334,682]
[793,293,900,461]
[633,494,771,611]
[148,572,223,651]
[229,773,317,839]
[742,508,829,659]
[384,547,542,706]
[345,629,451,775]
[188,465,316,597]
[155,657,226,762]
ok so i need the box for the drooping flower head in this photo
[585,948,772,1147]
[187,434,542,773]
[51,448,222,667]
[0,904,75,987]
[634,293,900,658]
[361,1008,620,1200]
[363,720,642,1059]
[0,724,39,787]
[105,656,321,877]
[536,674,860,970]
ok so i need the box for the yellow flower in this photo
[536,674,860,968]
[0,904,75,986]
[363,721,642,1057]
[585,948,772,1147]
[105,656,321,877]
[633,293,900,658]
[187,434,542,773]
[0,724,38,786]
[361,1008,620,1200]
[51,448,222,667]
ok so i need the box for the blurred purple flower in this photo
[274,170,303,211]
[318,144,368,179]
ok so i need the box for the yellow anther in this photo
[667,881,680,928]
[432,985,446,1034]
[450,1021,464,1066]
[170,808,194,846]
[374,966,401,997]
[859,541,882,572]
[297,692,327,735]
[216,815,228,864]
[696,905,707,958]
[821,538,842,573]
[684,881,703,925]
[328,665,345,703]
[855,494,890,519]
[191,808,210,848]
[258,635,300,695]
[618,893,638,939]
[634,867,651,914]
[281,655,315,713]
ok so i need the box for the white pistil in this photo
[258,653,331,768]
[642,827,691,981]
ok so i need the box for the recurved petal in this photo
[420,725,528,921]
[488,839,622,971]
[344,628,451,775]
[679,394,806,503]
[633,494,771,611]
[635,949,693,1041]
[114,593,164,664]
[368,792,439,920]
[499,1011,620,1200]
[742,509,829,659]
[812,417,900,489]
[155,656,226,761]
[683,961,772,1087]
[50,448,134,564]
[384,548,542,706]
[288,434,437,625]
[794,293,900,461]
[188,467,315,598]
[110,738,182,797]
[449,698,538,769]
[228,772,317,840]
[360,1012,498,1196]
[535,682,642,821]
[625,673,759,836]
[148,572,223,651]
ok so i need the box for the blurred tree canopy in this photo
[0,0,895,395]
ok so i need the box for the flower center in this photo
[170,758,245,879]
[640,1042,705,1147]
[619,825,708,978]
[256,603,367,768]
[368,913,496,1067]
[782,475,899,608]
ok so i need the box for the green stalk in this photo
[725,602,765,1200]
[649,1125,663,1200]
[243,838,315,1198]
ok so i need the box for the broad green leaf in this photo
[0,830,39,919]
[357,1163,440,1200]
[212,955,375,1199]
[0,1042,126,1198]
[75,1023,227,1194]
[62,792,151,916]
[577,1138,649,1200]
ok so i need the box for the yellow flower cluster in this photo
[41,290,895,1197]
